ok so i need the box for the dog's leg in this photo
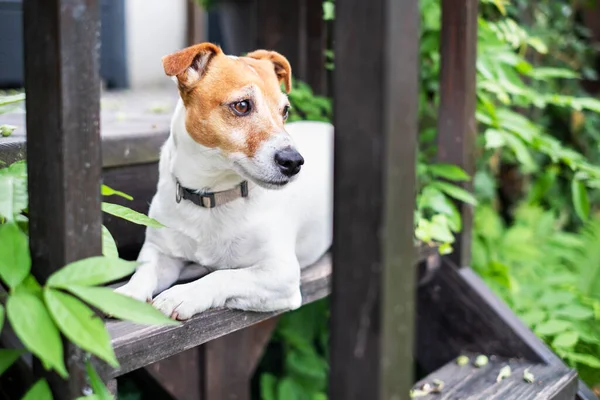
[151,258,301,320]
[114,243,186,302]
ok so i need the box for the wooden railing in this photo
[17,0,478,398]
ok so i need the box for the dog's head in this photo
[162,42,302,189]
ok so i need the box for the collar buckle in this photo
[176,181,183,203]
[200,192,216,208]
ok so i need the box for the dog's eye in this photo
[232,100,251,116]
[282,105,290,120]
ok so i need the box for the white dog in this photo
[115,43,333,320]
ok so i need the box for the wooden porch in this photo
[0,0,597,399]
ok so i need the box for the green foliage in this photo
[0,144,173,399]
[287,80,332,123]
[257,300,330,400]
[472,203,600,384]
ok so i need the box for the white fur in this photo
[115,100,333,319]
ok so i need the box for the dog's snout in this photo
[274,148,304,177]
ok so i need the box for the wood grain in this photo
[329,0,420,398]
[413,354,578,400]
[101,254,331,378]
[23,0,102,397]
[436,0,479,267]
[416,260,596,400]
[0,88,175,168]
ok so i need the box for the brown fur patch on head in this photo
[162,42,222,87]
[245,50,292,93]
[166,45,292,158]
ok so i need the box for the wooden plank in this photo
[297,0,327,94]
[0,88,176,168]
[186,0,207,46]
[413,354,578,400]
[329,0,419,398]
[144,348,203,400]
[436,0,478,267]
[143,319,278,400]
[200,318,278,400]
[23,0,102,398]
[102,245,433,380]
[102,254,331,378]
[416,260,597,400]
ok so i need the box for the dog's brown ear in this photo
[245,50,292,93]
[162,43,222,86]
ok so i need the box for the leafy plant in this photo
[0,95,175,400]
[472,203,600,385]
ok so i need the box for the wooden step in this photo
[102,244,438,378]
[412,354,578,400]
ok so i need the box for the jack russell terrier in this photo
[115,42,333,320]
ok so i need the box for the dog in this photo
[115,43,333,320]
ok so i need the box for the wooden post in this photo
[143,318,278,400]
[256,0,326,94]
[200,318,278,400]
[436,0,479,268]
[329,0,419,399]
[23,0,102,398]
[187,0,207,46]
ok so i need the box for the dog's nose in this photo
[274,148,304,176]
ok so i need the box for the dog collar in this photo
[175,180,249,208]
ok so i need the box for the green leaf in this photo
[552,332,579,348]
[260,373,277,400]
[47,256,138,288]
[67,286,178,326]
[0,93,25,107]
[520,310,546,326]
[6,290,67,377]
[430,181,477,205]
[102,203,164,228]
[22,379,53,400]
[102,226,119,259]
[86,360,113,400]
[571,179,590,222]
[0,349,24,376]
[0,168,28,221]
[427,163,470,181]
[44,289,118,367]
[277,378,302,400]
[534,320,571,336]
[552,305,594,321]
[537,292,575,308]
[567,353,600,368]
[101,185,133,201]
[484,129,506,149]
[0,222,31,288]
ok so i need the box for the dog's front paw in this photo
[114,282,154,303]
[152,283,216,321]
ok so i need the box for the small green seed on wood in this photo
[0,124,16,137]
[496,365,512,382]
[523,368,534,383]
[456,355,469,366]
[432,379,445,393]
[409,389,428,398]
[474,355,489,367]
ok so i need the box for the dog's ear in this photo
[162,43,222,86]
[245,50,292,93]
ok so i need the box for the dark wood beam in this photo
[329,0,420,398]
[23,0,102,397]
[436,0,479,267]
